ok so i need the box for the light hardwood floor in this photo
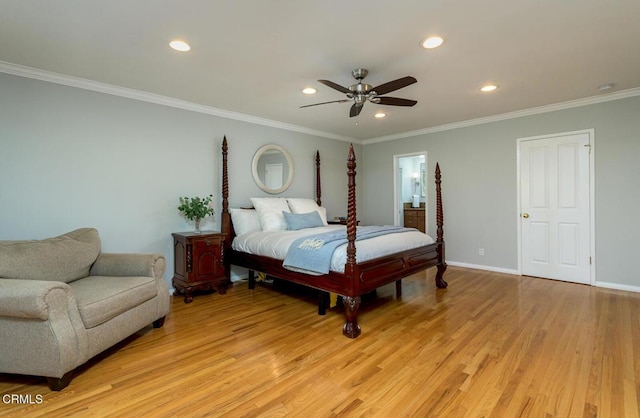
[1,267,640,417]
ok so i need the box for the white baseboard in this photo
[446,261,520,276]
[594,281,640,294]
[448,262,640,294]
[230,266,248,282]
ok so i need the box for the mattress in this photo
[232,225,435,273]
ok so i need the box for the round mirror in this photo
[251,144,294,194]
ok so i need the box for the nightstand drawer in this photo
[192,235,224,250]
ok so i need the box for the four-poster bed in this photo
[220,136,447,338]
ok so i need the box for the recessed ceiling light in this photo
[422,36,444,49]
[374,112,386,119]
[480,84,498,92]
[169,40,191,52]
[598,83,615,92]
[302,87,317,95]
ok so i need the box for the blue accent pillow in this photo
[283,211,325,230]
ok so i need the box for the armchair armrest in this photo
[0,279,72,320]
[89,253,166,279]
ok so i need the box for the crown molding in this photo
[362,87,640,145]
[0,60,356,143]
[3,60,638,147]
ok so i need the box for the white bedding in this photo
[232,225,435,273]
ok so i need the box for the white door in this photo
[519,131,592,284]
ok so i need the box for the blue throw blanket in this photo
[283,225,414,275]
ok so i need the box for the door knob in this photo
[522,213,530,218]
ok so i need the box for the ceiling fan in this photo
[301,68,418,117]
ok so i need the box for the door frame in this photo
[516,129,596,284]
[393,151,427,227]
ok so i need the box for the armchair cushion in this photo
[70,276,158,329]
[0,228,100,283]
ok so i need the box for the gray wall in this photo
[362,96,640,287]
[0,72,361,287]
[2,70,638,289]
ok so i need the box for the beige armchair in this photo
[0,228,170,390]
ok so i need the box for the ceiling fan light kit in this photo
[301,68,418,118]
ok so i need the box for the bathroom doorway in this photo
[393,152,427,231]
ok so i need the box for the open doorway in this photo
[393,152,427,232]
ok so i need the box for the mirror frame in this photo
[251,144,294,194]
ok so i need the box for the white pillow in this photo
[317,206,328,225]
[250,198,290,231]
[286,198,328,225]
[229,208,261,236]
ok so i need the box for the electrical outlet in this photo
[478,248,485,256]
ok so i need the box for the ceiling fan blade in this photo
[350,103,364,117]
[318,79,352,94]
[300,99,351,108]
[372,76,417,95]
[376,97,418,107]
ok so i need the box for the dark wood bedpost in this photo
[222,137,229,214]
[316,150,322,206]
[221,136,230,235]
[343,144,361,338]
[221,136,232,282]
[316,149,330,315]
[435,163,448,288]
[346,145,357,266]
[435,163,443,242]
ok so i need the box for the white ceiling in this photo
[2,0,640,141]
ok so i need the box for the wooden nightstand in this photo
[172,231,228,303]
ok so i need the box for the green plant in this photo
[177,195,215,221]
